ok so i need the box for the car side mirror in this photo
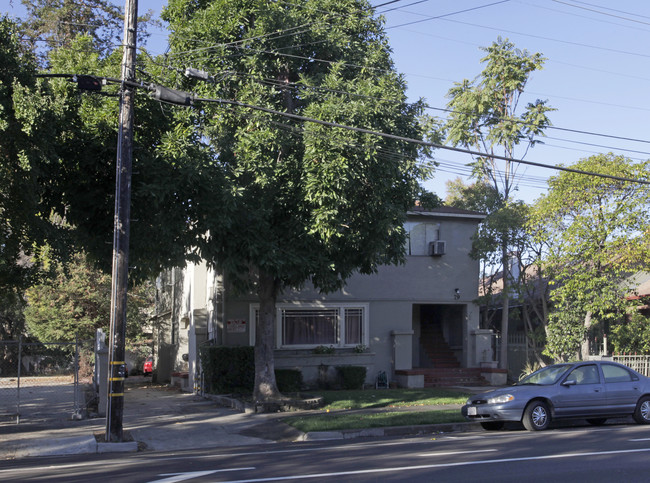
[562,379,577,387]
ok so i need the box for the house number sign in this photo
[227,319,247,333]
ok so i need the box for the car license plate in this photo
[468,406,477,416]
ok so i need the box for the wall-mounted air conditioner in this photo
[428,240,446,256]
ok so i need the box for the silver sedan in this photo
[462,361,650,431]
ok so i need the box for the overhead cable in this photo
[186,94,650,186]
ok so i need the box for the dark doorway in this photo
[418,304,464,368]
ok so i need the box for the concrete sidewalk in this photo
[0,377,483,459]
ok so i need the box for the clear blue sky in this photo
[377,0,650,204]
[5,0,649,204]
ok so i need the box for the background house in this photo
[152,206,505,391]
[479,260,550,379]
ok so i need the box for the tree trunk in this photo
[523,302,545,366]
[253,269,283,404]
[581,311,593,360]
[499,243,509,371]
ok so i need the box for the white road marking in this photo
[147,468,254,483]
[158,437,473,460]
[418,449,497,457]
[0,461,101,474]
[219,447,650,482]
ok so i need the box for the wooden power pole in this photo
[106,0,138,443]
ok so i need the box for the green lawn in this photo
[284,409,465,432]
[283,388,472,432]
[317,387,472,410]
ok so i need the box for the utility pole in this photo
[106,0,138,443]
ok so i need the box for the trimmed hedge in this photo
[200,346,304,394]
[275,368,303,393]
[200,346,255,394]
[336,365,367,390]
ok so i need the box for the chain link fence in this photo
[0,338,93,424]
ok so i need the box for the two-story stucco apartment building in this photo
[151,206,506,392]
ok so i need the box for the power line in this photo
[526,89,650,113]
[385,0,511,29]
[565,0,650,19]
[552,0,650,26]
[421,104,650,145]
[268,110,549,188]
[544,136,650,157]
[132,1,650,134]
[378,0,432,14]
[223,69,650,147]
[160,0,392,58]
[513,0,650,33]
[165,36,650,140]
[43,70,649,188]
[183,93,650,186]
[539,141,646,163]
[440,17,650,59]
[270,115,549,191]
[138,53,650,162]
[103,46,650,154]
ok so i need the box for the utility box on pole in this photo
[106,0,137,443]
[95,329,108,417]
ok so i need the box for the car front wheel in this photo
[523,401,550,431]
[633,396,650,424]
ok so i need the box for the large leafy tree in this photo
[445,37,553,370]
[161,0,437,402]
[1,11,224,344]
[35,34,220,281]
[529,154,650,361]
[24,252,154,343]
[19,0,157,63]
[0,15,74,350]
[0,15,61,293]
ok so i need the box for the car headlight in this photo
[466,398,473,405]
[487,394,514,404]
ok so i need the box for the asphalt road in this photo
[2,421,650,482]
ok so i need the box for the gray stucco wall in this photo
[216,213,483,385]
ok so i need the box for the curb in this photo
[11,436,138,458]
[5,421,483,458]
[300,421,483,441]
[97,441,139,453]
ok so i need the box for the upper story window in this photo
[405,222,440,255]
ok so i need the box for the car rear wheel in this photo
[633,396,650,424]
[522,401,550,431]
[586,418,607,426]
[480,421,504,431]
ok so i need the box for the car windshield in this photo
[515,364,572,386]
